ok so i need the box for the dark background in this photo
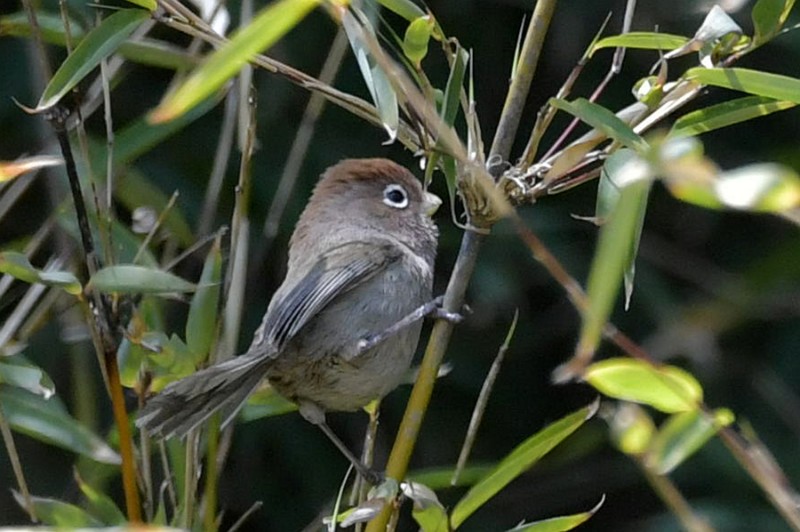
[1,0,799,530]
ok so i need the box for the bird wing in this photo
[257,240,402,352]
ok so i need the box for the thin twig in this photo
[451,310,518,485]
[637,458,714,532]
[365,2,558,530]
[262,27,349,246]
[0,402,36,521]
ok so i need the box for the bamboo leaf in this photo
[0,357,55,398]
[649,408,735,474]
[0,252,81,294]
[342,8,399,141]
[577,169,651,359]
[75,473,127,525]
[591,32,689,55]
[0,387,121,464]
[0,155,63,183]
[150,0,319,123]
[450,402,597,528]
[505,496,604,531]
[550,98,649,152]
[403,15,434,67]
[685,67,800,104]
[12,492,102,527]
[186,235,222,361]
[378,0,425,21]
[752,0,796,45]
[584,358,703,413]
[36,9,150,110]
[89,265,196,294]
[670,96,795,137]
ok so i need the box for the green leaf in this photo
[685,67,800,104]
[584,358,703,413]
[186,235,222,360]
[752,0,796,45]
[123,0,157,10]
[378,0,425,21]
[36,9,150,110]
[0,251,81,294]
[342,8,399,141]
[577,175,650,359]
[649,408,735,474]
[591,32,689,55]
[0,155,63,183]
[713,163,800,212]
[403,15,434,66]
[607,403,656,455]
[550,98,649,152]
[505,497,604,531]
[402,481,448,532]
[450,402,597,529]
[76,473,126,525]
[670,96,795,137]
[12,492,102,527]
[150,0,319,123]
[0,12,193,70]
[89,265,196,294]
[0,387,120,464]
[0,357,55,398]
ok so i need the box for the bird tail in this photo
[136,354,269,439]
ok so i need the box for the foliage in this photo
[1,0,799,530]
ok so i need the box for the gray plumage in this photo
[137,159,439,442]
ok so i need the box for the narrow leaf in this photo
[402,15,434,66]
[670,96,795,137]
[550,98,649,152]
[0,252,81,294]
[0,155,62,182]
[0,387,121,464]
[186,235,222,360]
[591,32,689,55]
[123,0,157,10]
[577,176,650,359]
[402,481,448,532]
[505,496,604,531]
[150,0,319,123]
[450,402,597,528]
[37,9,150,110]
[75,473,127,525]
[685,67,800,104]
[378,0,425,21]
[584,358,703,413]
[752,0,796,45]
[12,492,102,527]
[89,265,196,294]
[342,9,399,141]
[714,163,800,212]
[649,408,735,474]
[0,357,55,398]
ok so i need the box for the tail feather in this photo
[137,354,269,439]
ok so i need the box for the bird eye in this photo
[383,184,409,209]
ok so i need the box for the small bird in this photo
[137,158,441,481]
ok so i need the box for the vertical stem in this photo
[366,2,558,529]
[106,351,143,523]
[50,108,141,522]
[488,0,557,161]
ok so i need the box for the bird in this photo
[137,158,441,481]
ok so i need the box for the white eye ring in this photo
[382,184,409,209]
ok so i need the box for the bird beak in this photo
[422,192,442,217]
